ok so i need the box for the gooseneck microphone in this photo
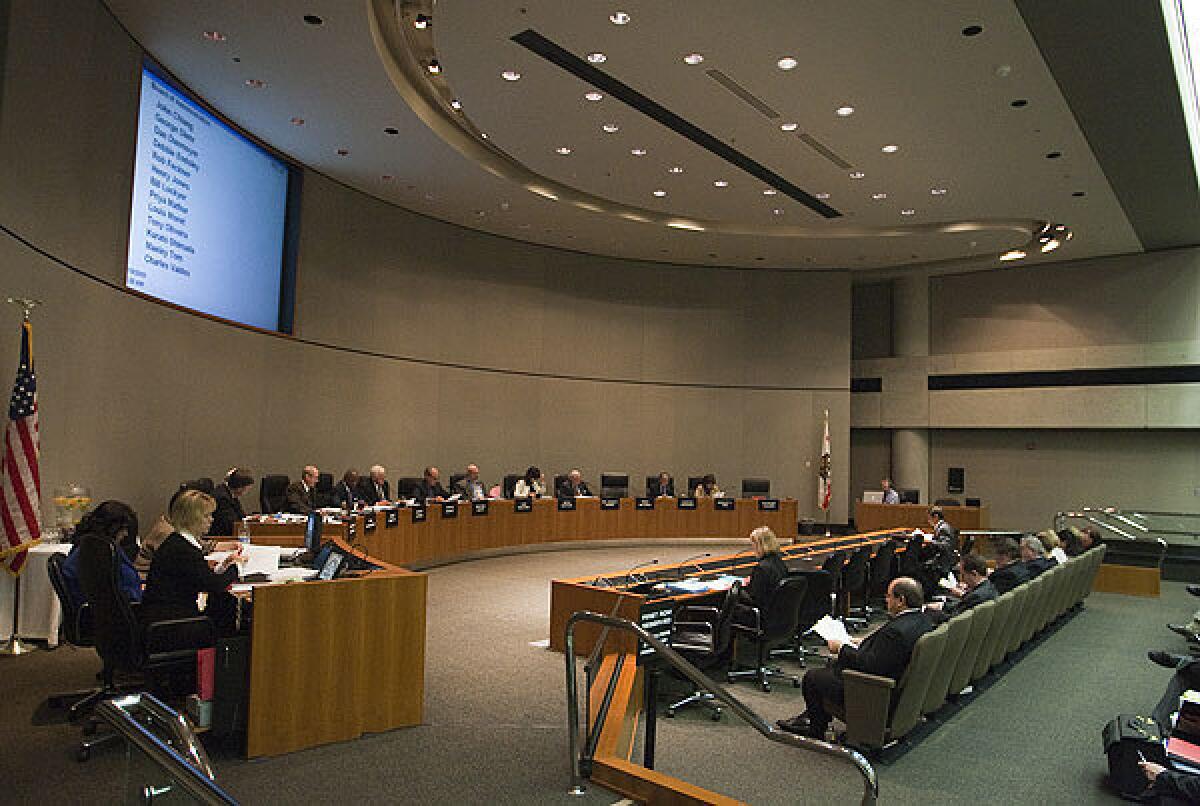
[675,552,712,579]
[624,558,660,587]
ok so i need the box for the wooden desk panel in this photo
[245,498,798,568]
[854,502,989,533]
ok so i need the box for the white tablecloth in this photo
[0,543,70,647]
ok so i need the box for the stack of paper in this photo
[810,615,854,646]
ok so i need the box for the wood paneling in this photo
[853,502,989,533]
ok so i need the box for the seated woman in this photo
[137,484,240,575]
[741,526,789,609]
[694,473,724,498]
[513,466,546,498]
[61,500,142,609]
[140,489,245,632]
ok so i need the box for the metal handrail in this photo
[1055,510,1172,544]
[564,610,878,806]
[95,693,238,805]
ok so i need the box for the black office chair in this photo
[771,569,834,665]
[502,474,521,499]
[645,475,672,497]
[821,550,846,590]
[71,535,216,761]
[934,498,960,507]
[397,477,423,499]
[181,477,215,496]
[600,473,629,498]
[667,586,739,720]
[741,478,770,498]
[259,474,289,513]
[314,472,336,508]
[552,474,569,496]
[899,489,920,504]
[448,473,467,494]
[728,576,808,692]
[896,534,924,578]
[866,540,897,618]
[838,546,872,631]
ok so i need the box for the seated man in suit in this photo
[453,463,489,501]
[1020,535,1056,577]
[336,469,360,510]
[881,477,900,505]
[412,466,449,502]
[777,576,933,740]
[648,472,675,498]
[358,465,391,505]
[284,465,319,514]
[927,553,996,624]
[989,537,1030,595]
[210,468,254,537]
[556,469,592,498]
[926,506,957,549]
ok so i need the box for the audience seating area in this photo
[832,545,1106,753]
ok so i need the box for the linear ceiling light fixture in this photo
[510,28,841,218]
[1161,0,1200,188]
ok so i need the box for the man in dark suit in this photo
[556,469,593,499]
[1020,535,1056,577]
[412,466,449,501]
[778,576,933,740]
[209,468,253,536]
[453,463,489,501]
[336,469,360,510]
[358,465,391,505]
[928,553,996,624]
[284,465,319,514]
[648,472,674,498]
[989,537,1030,594]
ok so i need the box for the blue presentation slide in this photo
[126,67,288,331]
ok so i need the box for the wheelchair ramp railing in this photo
[564,610,878,806]
[1056,508,1172,570]
[95,693,238,805]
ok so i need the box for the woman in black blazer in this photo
[141,489,244,631]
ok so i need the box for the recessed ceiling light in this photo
[427,60,441,74]
[836,106,855,116]
[962,24,984,37]
[683,53,704,65]
[501,70,520,81]
[290,116,305,125]
[602,123,619,132]
[849,171,865,179]
[244,78,266,88]
[450,99,462,110]
[780,122,799,132]
[772,208,784,215]
[202,30,226,42]
[652,189,667,197]
[587,52,607,64]
[931,187,948,195]
[584,91,603,101]
[713,180,729,187]
[901,209,916,216]
[881,144,899,153]
[303,14,323,26]
[777,57,798,70]
[555,146,572,155]
[872,192,888,200]
[762,188,778,195]
[610,11,631,25]
[630,148,647,156]
[815,192,830,200]
[384,127,399,135]
[336,148,349,156]
[667,166,683,174]
[999,249,1026,261]
[413,13,431,29]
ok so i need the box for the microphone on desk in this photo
[674,552,712,579]
[624,558,660,587]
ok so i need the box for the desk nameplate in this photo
[514,497,533,513]
[411,506,427,523]
[757,499,780,512]
[441,501,458,518]
[472,500,489,516]
[635,497,654,510]
[600,497,620,510]
[557,498,576,511]
[677,497,697,510]
[714,498,735,511]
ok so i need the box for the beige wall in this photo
[0,1,851,526]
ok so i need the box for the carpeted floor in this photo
[0,544,1191,804]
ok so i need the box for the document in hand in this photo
[938,572,958,590]
[811,614,854,646]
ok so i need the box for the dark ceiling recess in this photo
[510,28,842,219]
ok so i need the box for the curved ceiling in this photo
[102,1,1179,272]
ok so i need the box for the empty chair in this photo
[728,575,807,692]
[974,591,1016,681]
[259,474,289,513]
[838,546,873,630]
[397,476,423,499]
[866,541,897,617]
[741,478,770,498]
[771,569,834,664]
[600,473,629,498]
[314,472,336,508]
[949,598,995,697]
[686,475,705,495]
[933,498,960,507]
[448,473,467,493]
[896,535,924,579]
[667,590,739,719]
[821,550,846,591]
[922,610,973,716]
[502,474,521,499]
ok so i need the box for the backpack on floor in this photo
[1102,713,1167,800]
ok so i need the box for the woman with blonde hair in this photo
[140,490,244,631]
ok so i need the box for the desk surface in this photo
[854,502,989,533]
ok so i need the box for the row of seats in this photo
[255,472,774,512]
[833,545,1106,752]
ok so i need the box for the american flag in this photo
[1,319,40,576]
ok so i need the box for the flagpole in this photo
[0,298,43,656]
[823,409,832,537]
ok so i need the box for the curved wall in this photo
[0,0,851,524]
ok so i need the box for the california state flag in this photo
[818,410,831,511]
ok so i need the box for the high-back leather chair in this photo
[728,576,808,692]
[867,541,897,607]
[314,472,336,508]
[502,474,521,499]
[838,546,872,629]
[259,474,289,513]
[46,553,108,723]
[667,587,741,720]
